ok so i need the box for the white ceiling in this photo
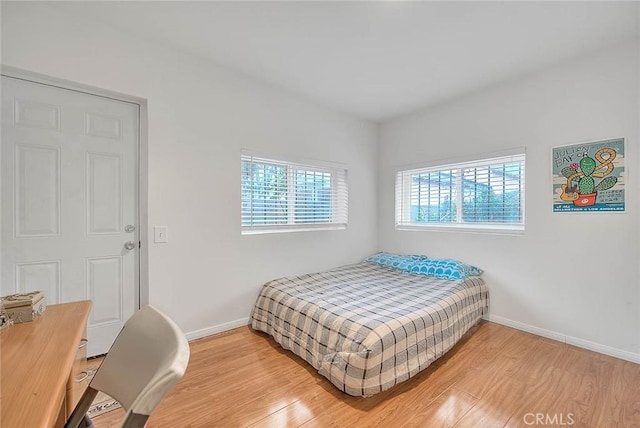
[54,1,639,122]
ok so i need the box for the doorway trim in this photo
[1,64,149,308]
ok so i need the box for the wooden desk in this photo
[1,301,92,428]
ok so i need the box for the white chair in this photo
[66,305,191,428]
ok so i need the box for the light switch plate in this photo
[154,226,169,243]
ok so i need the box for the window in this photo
[241,152,348,234]
[395,152,525,232]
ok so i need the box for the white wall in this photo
[379,41,640,361]
[1,2,378,337]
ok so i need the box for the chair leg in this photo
[64,387,98,428]
[121,413,149,428]
[79,414,95,428]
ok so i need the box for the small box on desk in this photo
[1,291,46,323]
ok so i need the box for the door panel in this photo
[87,256,122,325]
[15,260,60,304]
[86,152,122,234]
[14,143,61,236]
[1,76,139,356]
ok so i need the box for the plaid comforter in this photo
[251,262,489,396]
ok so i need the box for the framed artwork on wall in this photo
[552,137,625,213]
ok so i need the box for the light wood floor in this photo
[92,321,640,427]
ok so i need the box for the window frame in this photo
[395,150,526,234]
[241,151,348,235]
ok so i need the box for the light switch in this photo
[154,226,169,243]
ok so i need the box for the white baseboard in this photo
[185,317,250,341]
[484,314,640,364]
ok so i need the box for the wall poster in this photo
[552,138,625,213]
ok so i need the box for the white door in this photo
[1,75,139,357]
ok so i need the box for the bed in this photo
[250,259,489,397]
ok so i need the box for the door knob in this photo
[124,241,136,250]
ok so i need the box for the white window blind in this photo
[396,152,525,232]
[241,152,348,234]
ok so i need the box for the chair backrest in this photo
[90,305,190,425]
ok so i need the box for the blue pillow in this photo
[364,252,423,272]
[408,258,483,281]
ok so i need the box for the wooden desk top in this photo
[1,300,92,428]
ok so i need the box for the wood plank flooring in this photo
[92,321,640,427]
